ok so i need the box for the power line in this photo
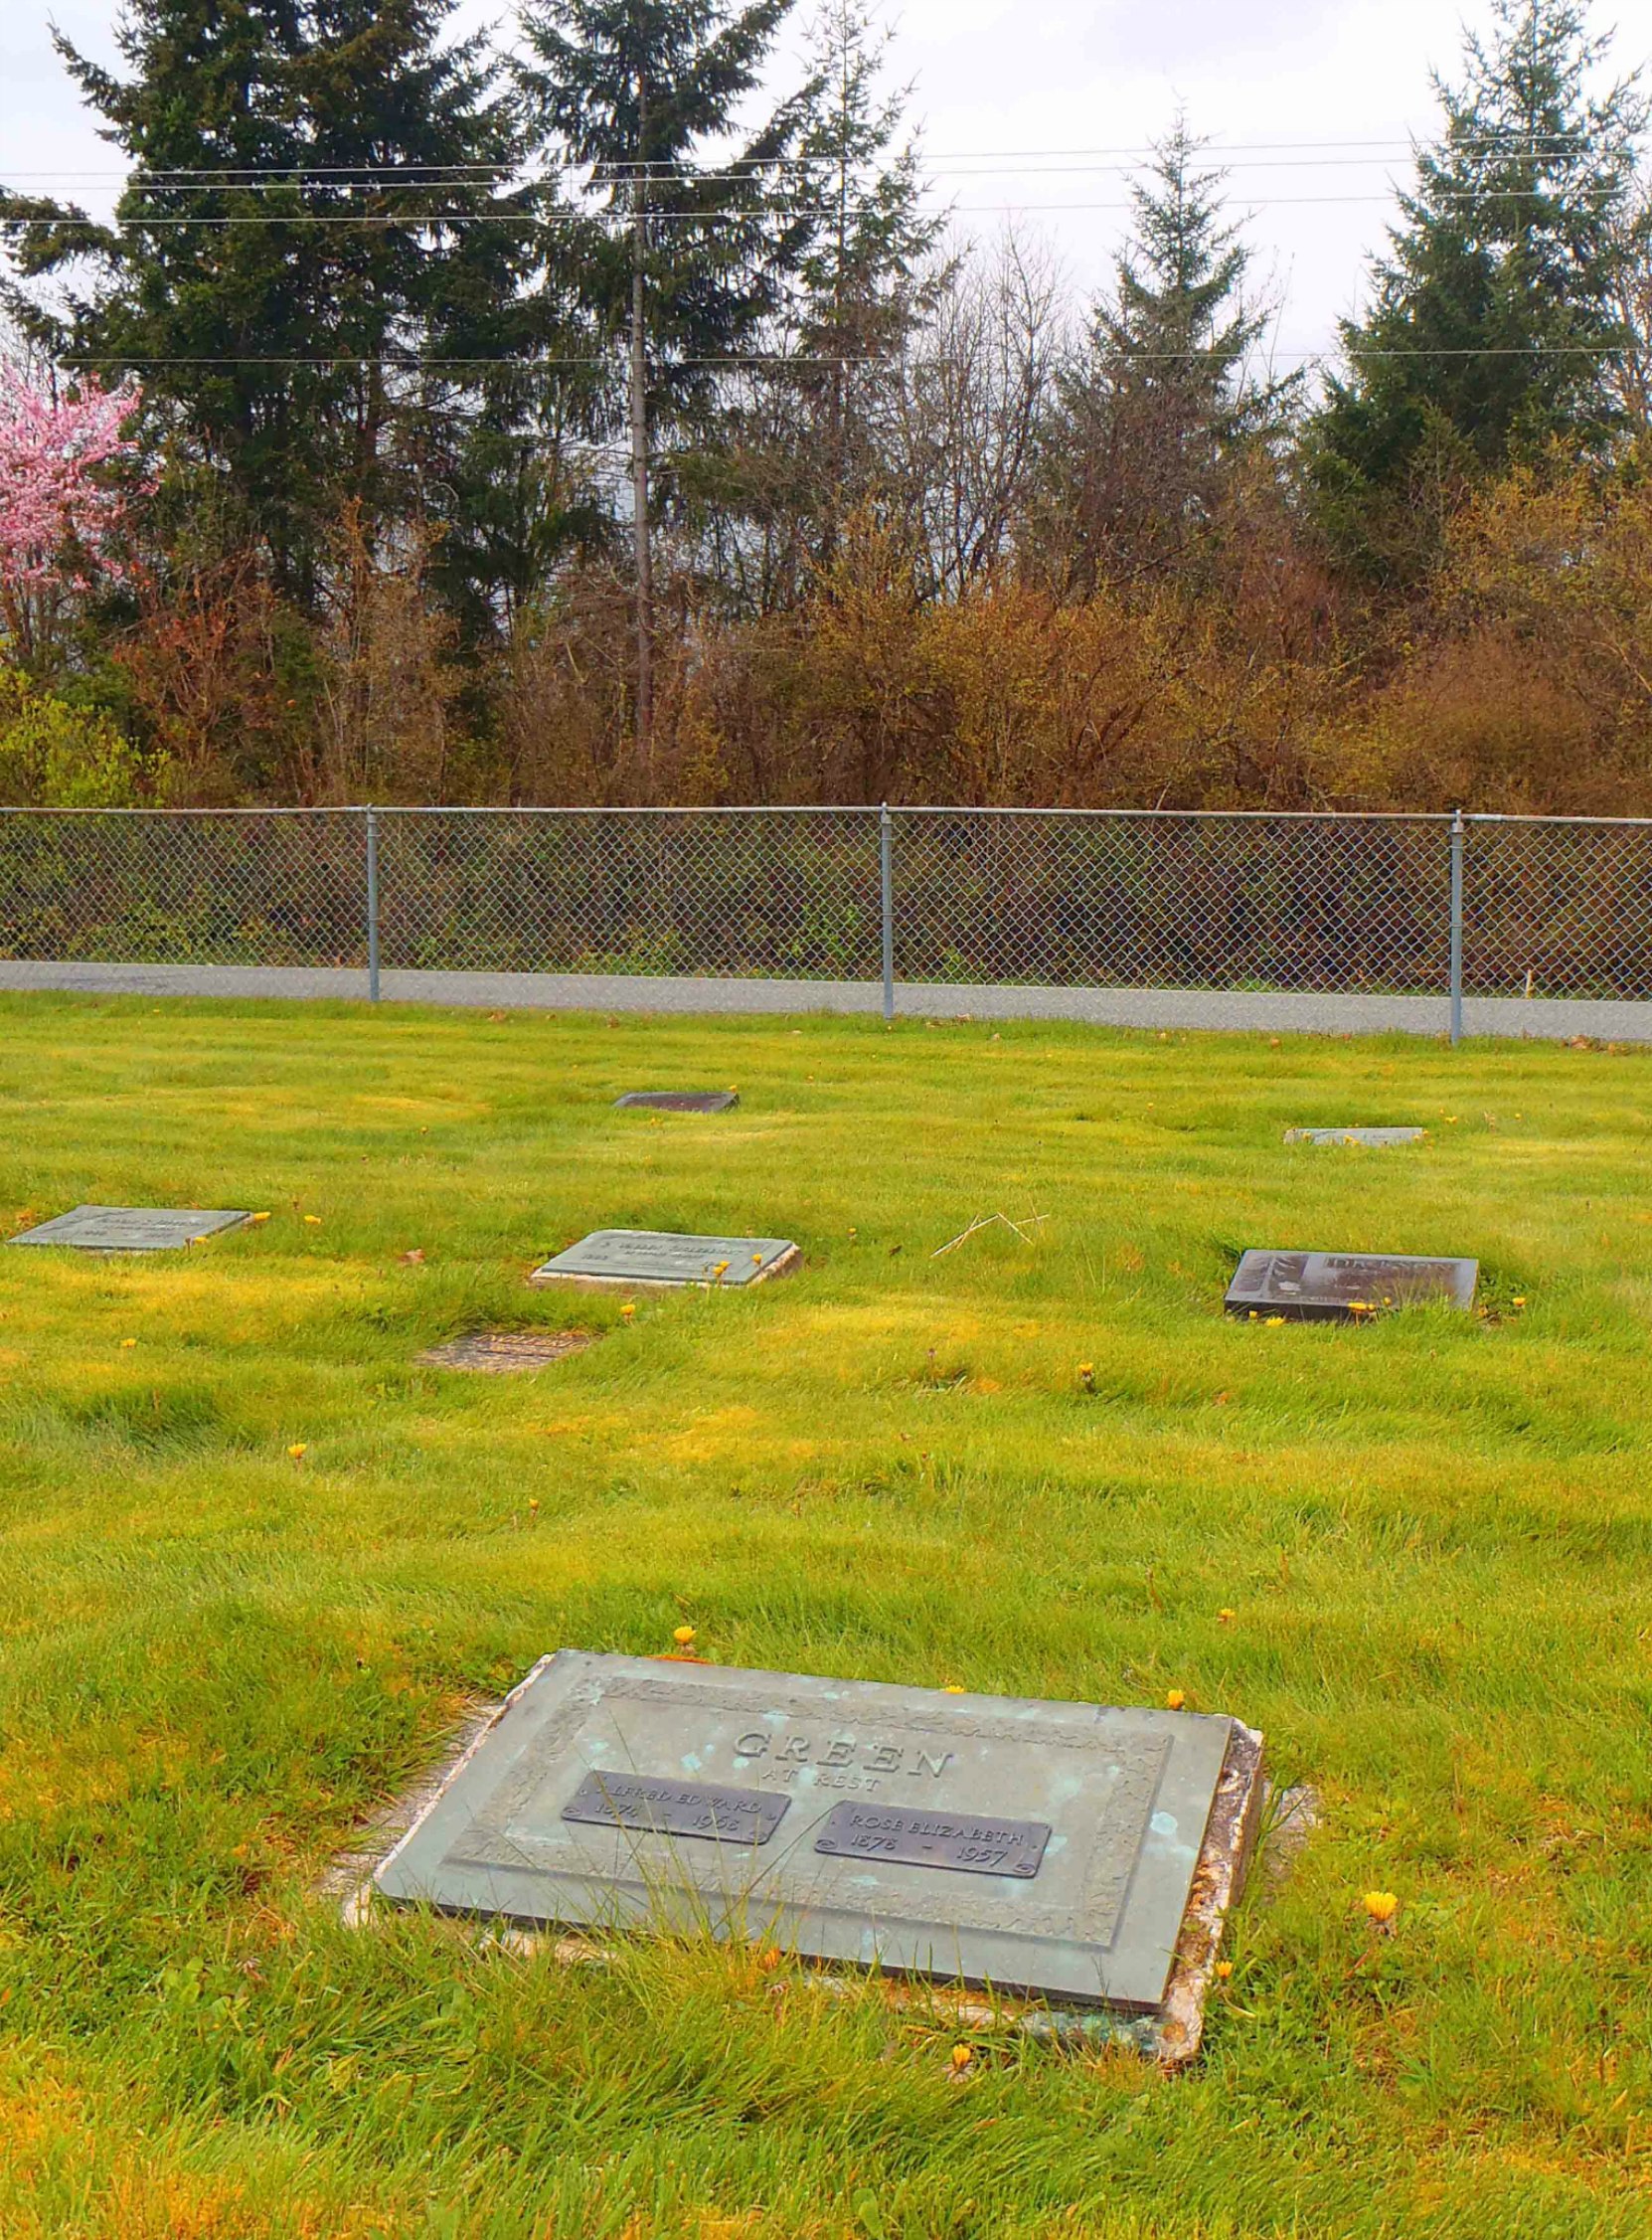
[12,183,1632,236]
[0,129,1609,183]
[64,148,1622,192]
[56,343,1634,369]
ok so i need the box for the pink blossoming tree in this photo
[0,364,144,660]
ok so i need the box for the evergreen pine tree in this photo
[1309,0,1647,579]
[684,0,944,608]
[789,1,941,533]
[1,0,557,608]
[1038,118,1286,592]
[517,0,813,753]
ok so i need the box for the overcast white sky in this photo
[4,0,1648,373]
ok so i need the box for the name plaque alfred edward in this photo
[529,1230,799,1291]
[375,1652,1263,2014]
[1226,1247,1477,1321]
[8,1204,250,1254]
[1283,1126,1424,1148]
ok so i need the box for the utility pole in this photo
[629,95,653,764]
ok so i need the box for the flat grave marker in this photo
[614,1092,740,1115]
[7,1204,250,1255]
[529,1230,799,1291]
[417,1331,592,1374]
[1283,1126,1425,1148]
[374,1650,1263,2027]
[1227,1248,1477,1321]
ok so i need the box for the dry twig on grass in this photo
[931,1211,1050,1259]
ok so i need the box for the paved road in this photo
[1,958,1647,1040]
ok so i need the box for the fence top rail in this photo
[3,802,1652,831]
[0,805,369,818]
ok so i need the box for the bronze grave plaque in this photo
[812,1802,1052,1879]
[1226,1247,1477,1321]
[7,1204,250,1254]
[561,1772,789,1844]
[529,1230,799,1290]
[614,1092,740,1115]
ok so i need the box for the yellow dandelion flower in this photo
[1165,1688,1187,1711]
[1264,1314,1285,1327]
[1363,1890,1399,1923]
[119,1337,137,1350]
[673,1624,697,1647]
[1219,1607,1236,1625]
[620,1302,636,1321]
[942,1682,965,1693]
[248,1212,270,1225]
[303,1214,321,1226]
[1513,1294,1528,1307]
[286,1443,307,1461]
[1215,1960,1234,1981]
[949,2044,974,2071]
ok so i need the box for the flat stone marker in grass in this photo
[373,1650,1263,2050]
[529,1230,798,1291]
[1226,1248,1477,1322]
[614,1092,740,1115]
[1283,1126,1425,1147]
[416,1331,592,1373]
[7,1204,249,1254]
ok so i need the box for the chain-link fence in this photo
[3,803,1651,1020]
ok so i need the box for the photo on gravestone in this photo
[529,1230,799,1290]
[1226,1248,1477,1322]
[1282,1127,1425,1148]
[373,1652,1264,2023]
[614,1092,741,1115]
[7,1204,250,1254]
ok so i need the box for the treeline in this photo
[2,0,1652,812]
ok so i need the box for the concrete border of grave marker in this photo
[331,1691,1265,2065]
[356,1651,1266,2062]
[1282,1126,1425,1148]
[1226,1247,1478,1321]
[528,1229,800,1292]
[614,1092,741,1115]
[6,1204,250,1254]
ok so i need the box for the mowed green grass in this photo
[3,993,1652,2240]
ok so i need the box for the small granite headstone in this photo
[7,1204,250,1255]
[615,1092,740,1115]
[529,1230,799,1290]
[1227,1248,1477,1321]
[1283,1126,1425,1148]
[374,1650,1263,2018]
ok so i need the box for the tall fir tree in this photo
[1,0,562,610]
[1309,0,1647,580]
[1036,118,1286,593]
[685,0,944,609]
[517,0,813,754]
[788,1,940,540]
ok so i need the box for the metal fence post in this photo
[879,803,895,1022]
[365,804,382,1002]
[1448,807,1464,1046]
